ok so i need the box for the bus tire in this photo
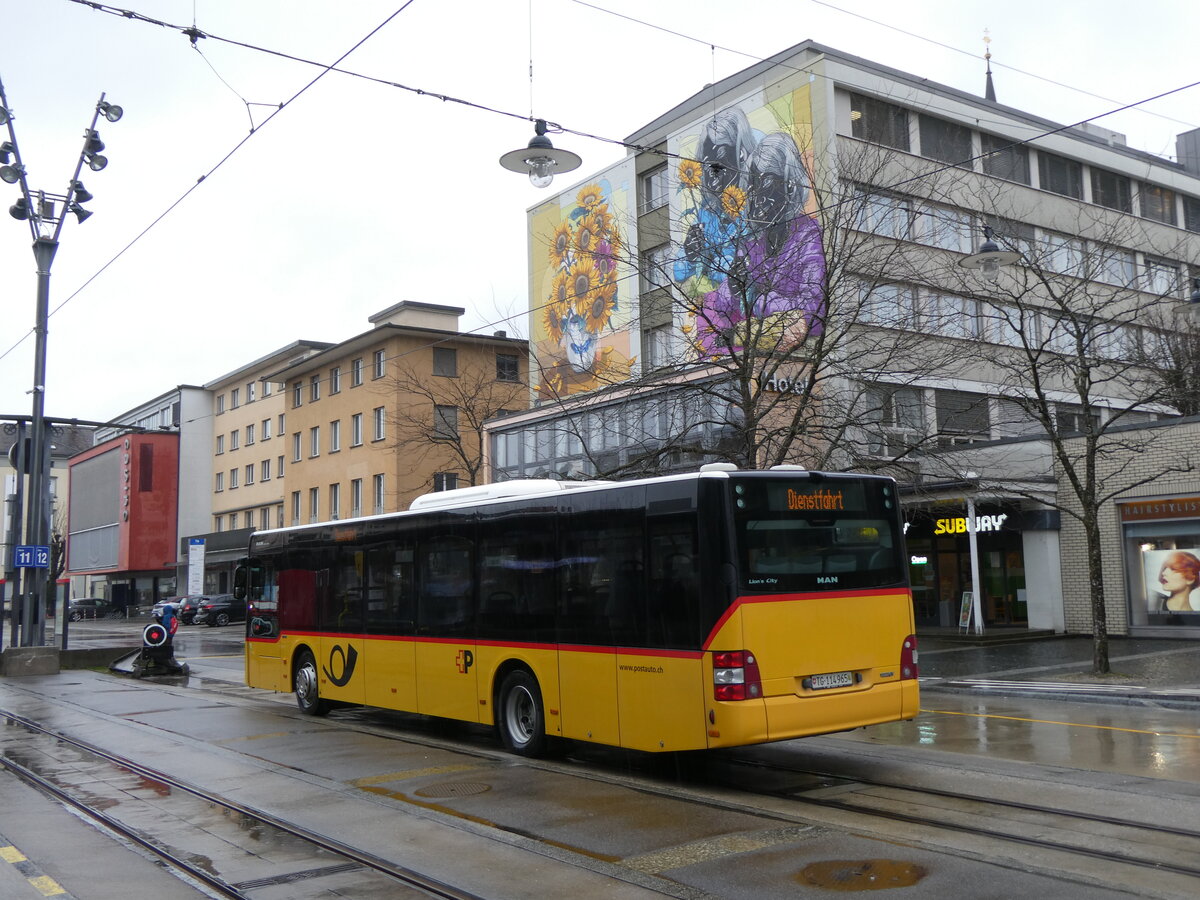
[294,650,330,716]
[497,669,547,757]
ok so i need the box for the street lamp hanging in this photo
[960,225,1020,281]
[500,119,581,189]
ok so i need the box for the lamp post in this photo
[1,79,120,645]
[500,119,581,189]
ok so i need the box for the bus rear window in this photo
[730,477,904,592]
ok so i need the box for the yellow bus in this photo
[239,466,918,755]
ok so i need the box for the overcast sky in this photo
[2,0,1197,424]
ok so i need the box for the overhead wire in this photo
[9,0,1199,386]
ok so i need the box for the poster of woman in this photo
[1143,549,1200,612]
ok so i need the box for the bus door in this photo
[616,510,708,751]
[555,502,632,747]
[414,525,480,723]
[315,545,367,707]
[362,541,418,711]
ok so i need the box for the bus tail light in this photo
[900,635,918,680]
[712,650,762,701]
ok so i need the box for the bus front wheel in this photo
[497,670,547,757]
[295,650,330,716]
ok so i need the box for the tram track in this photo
[672,751,1200,883]
[0,710,491,900]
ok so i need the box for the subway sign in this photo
[933,513,1008,535]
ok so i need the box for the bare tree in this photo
[941,198,1198,673]
[385,351,528,491]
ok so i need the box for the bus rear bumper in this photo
[706,680,918,748]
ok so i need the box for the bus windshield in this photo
[730,475,904,593]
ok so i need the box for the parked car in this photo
[193,594,246,627]
[176,595,203,625]
[67,597,111,621]
[151,598,182,622]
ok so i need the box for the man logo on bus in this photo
[456,649,474,674]
[323,644,359,687]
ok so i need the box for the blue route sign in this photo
[15,545,50,568]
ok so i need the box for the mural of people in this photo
[674,103,826,358]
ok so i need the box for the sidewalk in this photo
[917,632,1200,709]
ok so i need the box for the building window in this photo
[643,324,671,370]
[496,352,520,383]
[291,491,301,526]
[433,472,459,492]
[261,418,271,440]
[263,381,272,397]
[373,406,386,441]
[1141,183,1177,225]
[1144,257,1181,297]
[935,390,991,445]
[641,243,672,292]
[231,388,240,409]
[277,455,285,478]
[215,471,224,492]
[863,385,926,456]
[859,281,919,329]
[373,474,385,514]
[373,349,386,379]
[433,347,458,376]
[329,419,341,452]
[330,366,341,394]
[857,189,912,240]
[351,357,363,386]
[329,483,341,520]
[1037,151,1083,199]
[245,463,254,486]
[927,291,980,340]
[246,382,256,403]
[292,382,302,408]
[351,413,363,446]
[246,423,255,445]
[230,467,239,489]
[260,507,269,530]
[310,374,321,403]
[980,133,1030,184]
[261,458,271,481]
[640,164,670,213]
[1184,196,1200,234]
[434,405,459,439]
[309,487,319,524]
[1091,168,1132,212]
[1094,245,1136,286]
[1042,232,1084,275]
[216,394,226,415]
[918,114,971,166]
[215,515,224,532]
[216,434,225,455]
[350,478,363,518]
[230,512,238,529]
[914,203,972,254]
[309,426,320,457]
[230,430,239,451]
[292,432,301,463]
[850,92,910,151]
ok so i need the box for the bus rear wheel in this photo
[497,670,547,757]
[295,650,330,716]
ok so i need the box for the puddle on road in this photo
[798,859,927,891]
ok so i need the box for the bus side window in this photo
[648,517,700,648]
[365,543,415,634]
[418,534,473,637]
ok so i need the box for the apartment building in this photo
[488,40,1200,636]
[269,302,529,523]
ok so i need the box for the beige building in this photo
[206,341,331,534]
[268,302,529,522]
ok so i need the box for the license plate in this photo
[811,671,853,690]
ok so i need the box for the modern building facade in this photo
[65,432,180,609]
[490,40,1200,636]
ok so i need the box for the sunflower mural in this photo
[531,168,634,398]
